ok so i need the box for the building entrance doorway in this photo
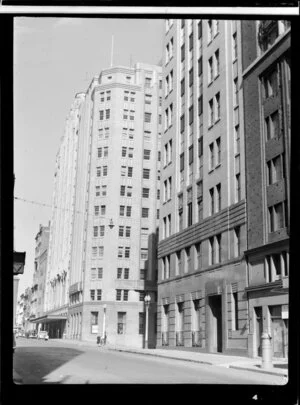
[270,305,287,358]
[208,295,222,353]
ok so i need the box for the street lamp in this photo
[102,304,107,343]
[144,294,151,349]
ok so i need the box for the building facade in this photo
[157,19,248,355]
[43,94,86,338]
[241,20,290,358]
[44,63,162,347]
[29,223,50,331]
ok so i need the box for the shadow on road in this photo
[14,344,84,384]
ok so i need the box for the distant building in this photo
[157,19,248,354]
[29,223,50,331]
[241,20,290,358]
[44,63,162,347]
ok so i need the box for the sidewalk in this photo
[51,338,288,378]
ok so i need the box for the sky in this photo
[14,17,164,296]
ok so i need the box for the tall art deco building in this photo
[43,63,162,347]
[157,19,248,354]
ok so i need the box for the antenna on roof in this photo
[110,35,114,67]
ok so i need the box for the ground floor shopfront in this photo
[157,260,249,356]
[32,306,68,339]
[246,283,288,358]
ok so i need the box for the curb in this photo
[108,347,288,377]
[229,364,288,377]
[108,347,213,366]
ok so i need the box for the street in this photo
[14,338,286,385]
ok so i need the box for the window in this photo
[125,247,130,258]
[235,125,240,155]
[98,147,102,158]
[214,49,219,77]
[209,143,214,170]
[235,174,241,202]
[267,154,285,185]
[128,167,133,177]
[189,32,193,51]
[97,289,102,301]
[142,208,149,218]
[93,226,98,237]
[181,78,185,97]
[198,20,202,39]
[216,234,222,263]
[263,66,278,98]
[120,185,126,196]
[100,225,105,237]
[180,153,184,172]
[265,110,280,141]
[99,110,104,120]
[268,201,287,232]
[117,268,122,279]
[209,237,215,265]
[103,147,108,157]
[187,202,193,227]
[180,114,185,133]
[189,145,194,165]
[181,44,185,62]
[100,205,106,215]
[234,226,241,257]
[90,290,95,301]
[126,206,132,217]
[141,248,148,260]
[143,169,150,179]
[91,268,97,280]
[99,246,104,257]
[98,268,103,279]
[189,68,194,87]
[116,289,122,301]
[189,105,194,125]
[207,20,213,43]
[195,242,202,270]
[233,32,237,60]
[140,269,146,280]
[92,247,97,257]
[139,313,145,334]
[123,290,129,301]
[210,188,215,215]
[127,186,132,197]
[144,112,151,123]
[120,205,126,217]
[103,166,108,176]
[124,268,129,279]
[208,99,214,126]
[144,149,151,160]
[125,227,131,238]
[216,138,221,166]
[117,312,126,334]
[91,312,98,334]
[234,77,238,106]
[102,185,107,197]
[121,147,127,157]
[215,92,220,121]
[128,148,134,158]
[119,226,125,237]
[142,188,150,198]
[208,57,213,83]
[139,291,145,302]
[198,96,203,116]
[97,167,101,177]
[105,109,110,120]
[95,186,100,197]
[94,206,99,216]
[198,57,203,76]
[214,183,220,214]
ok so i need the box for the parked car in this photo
[29,330,38,339]
[37,330,49,340]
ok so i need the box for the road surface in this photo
[13,338,286,385]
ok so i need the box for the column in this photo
[280,253,285,278]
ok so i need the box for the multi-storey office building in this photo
[42,94,86,338]
[44,63,162,347]
[157,19,248,354]
[29,223,50,330]
[241,20,290,358]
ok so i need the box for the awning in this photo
[31,315,67,323]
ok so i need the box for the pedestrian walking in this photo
[97,335,101,347]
